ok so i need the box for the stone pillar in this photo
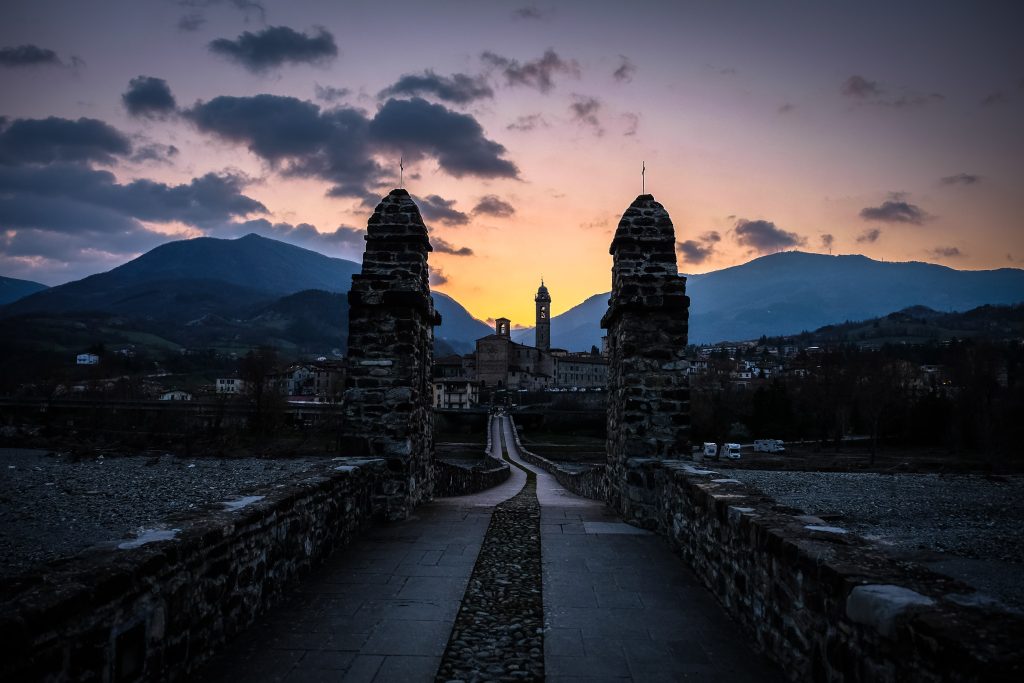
[341,189,441,520]
[600,194,690,512]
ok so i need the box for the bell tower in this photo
[535,278,551,351]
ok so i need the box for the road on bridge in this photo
[198,414,780,682]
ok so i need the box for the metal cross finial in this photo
[399,156,404,188]
[642,161,646,194]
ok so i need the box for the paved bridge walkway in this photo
[199,416,779,682]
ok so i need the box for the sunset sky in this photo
[1,0,1022,324]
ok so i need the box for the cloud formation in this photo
[430,236,473,256]
[481,49,580,93]
[122,76,178,119]
[677,231,721,265]
[512,5,548,20]
[177,13,205,31]
[0,116,131,165]
[820,233,834,250]
[231,219,366,254]
[613,56,636,83]
[209,26,338,72]
[379,71,493,105]
[506,114,547,132]
[314,84,349,103]
[841,75,943,108]
[473,195,515,218]
[929,246,962,258]
[859,199,929,224]
[981,90,1009,106]
[856,228,882,243]
[0,163,267,271]
[429,265,448,286]
[569,95,603,135]
[185,94,519,200]
[0,44,64,68]
[734,219,805,253]
[842,75,882,98]
[414,194,469,226]
[940,173,981,186]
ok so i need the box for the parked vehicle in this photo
[721,442,742,459]
[702,442,719,459]
[754,439,786,453]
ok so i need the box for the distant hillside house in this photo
[76,353,99,365]
[159,390,193,401]
[216,377,245,394]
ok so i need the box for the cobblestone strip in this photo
[435,416,544,682]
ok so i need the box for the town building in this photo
[431,280,610,402]
[76,353,99,365]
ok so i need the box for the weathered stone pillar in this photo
[601,194,690,513]
[341,189,441,520]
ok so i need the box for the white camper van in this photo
[722,443,742,459]
[754,439,786,453]
[702,442,719,459]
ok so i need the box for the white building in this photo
[216,378,246,394]
[433,379,480,409]
[76,353,99,365]
[159,390,193,401]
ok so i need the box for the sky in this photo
[1,0,1022,325]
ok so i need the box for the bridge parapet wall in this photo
[0,459,388,682]
[620,457,1024,682]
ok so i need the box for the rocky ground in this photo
[0,448,322,579]
[728,470,1024,607]
[436,445,544,681]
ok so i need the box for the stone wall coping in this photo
[624,456,1024,668]
[0,457,387,623]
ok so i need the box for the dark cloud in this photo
[940,173,981,186]
[929,246,962,259]
[512,5,548,20]
[981,90,1009,106]
[314,84,350,103]
[778,103,796,114]
[0,164,265,228]
[569,95,603,135]
[0,44,62,68]
[506,113,547,132]
[859,199,929,225]
[122,76,177,119]
[677,230,720,265]
[414,194,469,226]
[613,56,636,83]
[473,195,515,218]
[0,116,131,165]
[820,233,834,250]
[369,97,520,179]
[842,75,943,108]
[209,26,338,73]
[856,228,881,243]
[129,142,179,164]
[379,71,493,105]
[231,219,366,254]
[430,236,473,256]
[186,94,518,199]
[0,164,265,269]
[734,219,805,253]
[481,49,580,93]
[429,265,448,286]
[177,13,205,31]
[842,75,882,98]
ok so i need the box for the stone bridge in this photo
[3,190,1021,682]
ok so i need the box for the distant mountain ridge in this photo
[1,233,492,353]
[0,276,48,307]
[513,252,1024,348]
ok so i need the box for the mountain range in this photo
[3,237,1024,358]
[513,252,1024,347]
[0,276,47,307]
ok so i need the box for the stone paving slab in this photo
[199,415,780,682]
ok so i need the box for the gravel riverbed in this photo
[727,470,1024,606]
[0,448,322,579]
